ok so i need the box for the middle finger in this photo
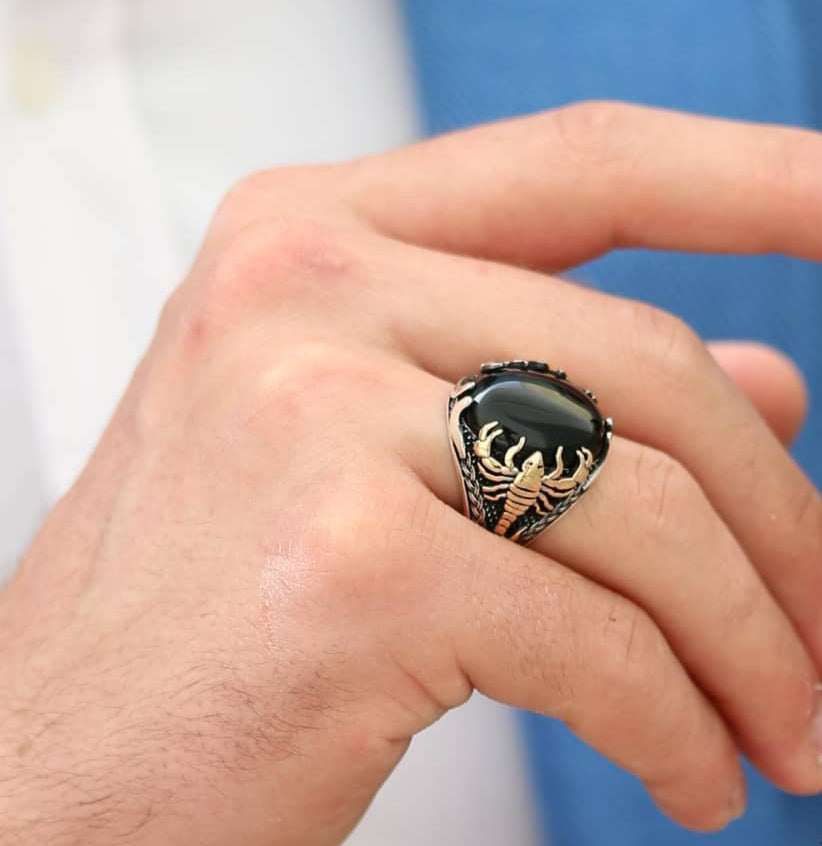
[369,238,822,678]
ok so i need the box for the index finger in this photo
[346,101,822,269]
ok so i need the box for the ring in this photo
[447,361,612,545]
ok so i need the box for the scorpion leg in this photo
[478,464,512,483]
[564,448,593,485]
[482,481,511,493]
[536,491,554,513]
[543,446,565,482]
[485,491,508,502]
[541,448,593,495]
[574,448,594,481]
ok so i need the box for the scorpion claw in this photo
[570,448,593,484]
[477,421,501,439]
[504,436,526,469]
[547,446,565,480]
[475,421,505,459]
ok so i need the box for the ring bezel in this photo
[447,360,612,545]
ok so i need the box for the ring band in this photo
[447,360,612,545]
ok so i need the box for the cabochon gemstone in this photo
[462,371,607,467]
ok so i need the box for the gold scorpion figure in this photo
[474,421,594,537]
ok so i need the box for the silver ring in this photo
[447,360,612,545]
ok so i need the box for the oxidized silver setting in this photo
[448,360,612,545]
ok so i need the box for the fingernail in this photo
[811,683,822,772]
[727,783,746,823]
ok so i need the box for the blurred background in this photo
[1,2,821,844]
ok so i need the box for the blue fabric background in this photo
[401,1,822,843]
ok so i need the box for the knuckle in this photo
[207,216,355,310]
[154,282,188,340]
[152,287,224,364]
[719,574,761,633]
[789,478,822,540]
[269,339,370,397]
[214,165,335,225]
[557,591,662,726]
[300,479,434,614]
[757,127,818,210]
[631,447,696,538]
[626,299,706,380]
[164,217,359,361]
[596,599,662,696]
[324,480,423,564]
[215,169,276,222]
[241,340,361,430]
[234,343,399,465]
[494,563,583,713]
[549,100,639,165]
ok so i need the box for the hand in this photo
[2,102,822,844]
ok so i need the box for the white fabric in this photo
[0,3,541,843]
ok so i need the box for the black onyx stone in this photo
[463,371,608,467]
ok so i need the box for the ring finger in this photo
[357,235,822,688]
[386,366,822,794]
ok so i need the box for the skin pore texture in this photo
[1,103,822,844]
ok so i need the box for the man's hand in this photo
[2,102,822,844]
